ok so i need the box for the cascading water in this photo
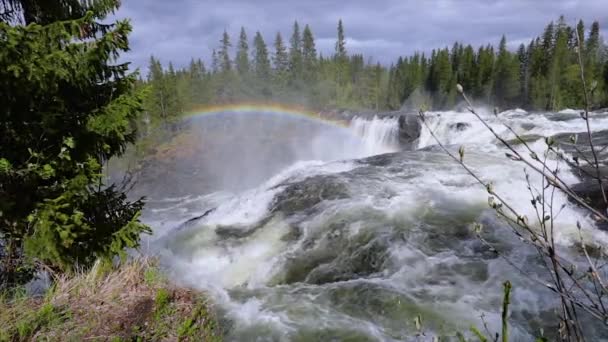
[350,116,400,155]
[138,109,608,341]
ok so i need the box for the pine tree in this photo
[188,58,208,105]
[288,21,303,83]
[429,48,454,108]
[236,27,250,76]
[334,19,349,106]
[0,0,149,285]
[166,62,183,116]
[211,49,219,73]
[1,0,117,25]
[252,31,272,98]
[517,43,529,105]
[273,32,289,85]
[549,17,570,109]
[147,56,168,119]
[475,45,495,102]
[302,24,317,83]
[336,19,347,60]
[219,29,232,73]
[576,20,585,53]
[460,45,476,93]
[541,21,555,76]
[586,21,601,63]
[253,31,271,82]
[493,35,520,108]
[585,21,602,106]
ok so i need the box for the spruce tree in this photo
[460,45,476,93]
[236,27,250,76]
[188,58,208,105]
[219,29,232,73]
[211,49,219,73]
[549,17,570,109]
[252,31,272,97]
[576,20,585,53]
[147,56,169,119]
[517,43,529,105]
[216,30,235,101]
[336,19,347,60]
[166,62,183,116]
[302,24,317,83]
[493,35,520,108]
[253,31,271,81]
[585,21,603,106]
[288,21,303,83]
[0,0,149,285]
[273,32,289,85]
[334,19,349,106]
[475,45,495,102]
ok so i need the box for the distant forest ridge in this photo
[142,15,608,122]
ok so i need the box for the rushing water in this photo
[138,109,608,341]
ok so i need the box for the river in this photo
[131,107,608,341]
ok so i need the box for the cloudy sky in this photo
[114,0,608,72]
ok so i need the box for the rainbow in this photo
[182,102,350,128]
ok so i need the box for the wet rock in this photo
[176,208,215,231]
[357,153,400,167]
[398,114,422,148]
[520,122,535,131]
[215,225,258,239]
[448,122,471,131]
[278,221,350,284]
[321,282,448,337]
[305,236,390,285]
[506,134,543,145]
[559,130,608,223]
[271,175,350,215]
[554,130,608,161]
[447,261,489,282]
[281,225,303,242]
[571,181,607,213]
[280,252,338,284]
[548,112,580,122]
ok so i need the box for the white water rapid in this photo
[138,108,608,341]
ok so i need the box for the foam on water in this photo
[144,109,608,340]
[417,109,608,150]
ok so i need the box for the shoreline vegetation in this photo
[0,258,221,342]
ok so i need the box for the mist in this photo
[121,112,400,201]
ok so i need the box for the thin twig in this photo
[574,28,607,207]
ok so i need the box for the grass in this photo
[0,258,221,341]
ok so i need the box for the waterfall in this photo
[349,116,400,155]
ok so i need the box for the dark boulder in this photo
[554,130,608,161]
[270,175,350,216]
[571,181,607,213]
[397,114,422,148]
[448,122,471,131]
[520,123,535,131]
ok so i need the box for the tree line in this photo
[144,19,388,123]
[389,16,608,111]
[143,16,608,123]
